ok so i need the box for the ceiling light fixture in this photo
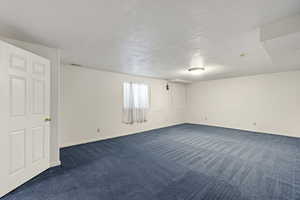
[169,79,192,84]
[71,63,82,67]
[188,67,205,72]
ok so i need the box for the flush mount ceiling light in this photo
[71,63,82,67]
[187,67,205,72]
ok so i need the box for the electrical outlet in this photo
[204,117,208,120]
[97,128,100,133]
[253,122,256,126]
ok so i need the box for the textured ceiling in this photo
[0,0,300,81]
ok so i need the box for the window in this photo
[123,82,149,124]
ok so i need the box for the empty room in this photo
[0,0,300,200]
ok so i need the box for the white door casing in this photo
[0,40,50,197]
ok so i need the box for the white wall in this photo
[62,66,300,147]
[186,71,300,138]
[0,36,62,167]
[61,65,186,147]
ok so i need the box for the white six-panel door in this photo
[0,41,50,197]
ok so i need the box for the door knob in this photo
[44,117,51,122]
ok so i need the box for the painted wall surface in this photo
[186,71,300,138]
[0,36,61,166]
[61,65,186,147]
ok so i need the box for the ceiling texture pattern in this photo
[1,0,300,81]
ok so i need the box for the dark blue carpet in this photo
[2,124,300,200]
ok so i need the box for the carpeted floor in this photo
[2,124,300,200]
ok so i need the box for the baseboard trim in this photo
[61,137,102,148]
[186,122,299,138]
[60,122,186,148]
[50,160,61,167]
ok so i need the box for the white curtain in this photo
[123,82,149,124]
